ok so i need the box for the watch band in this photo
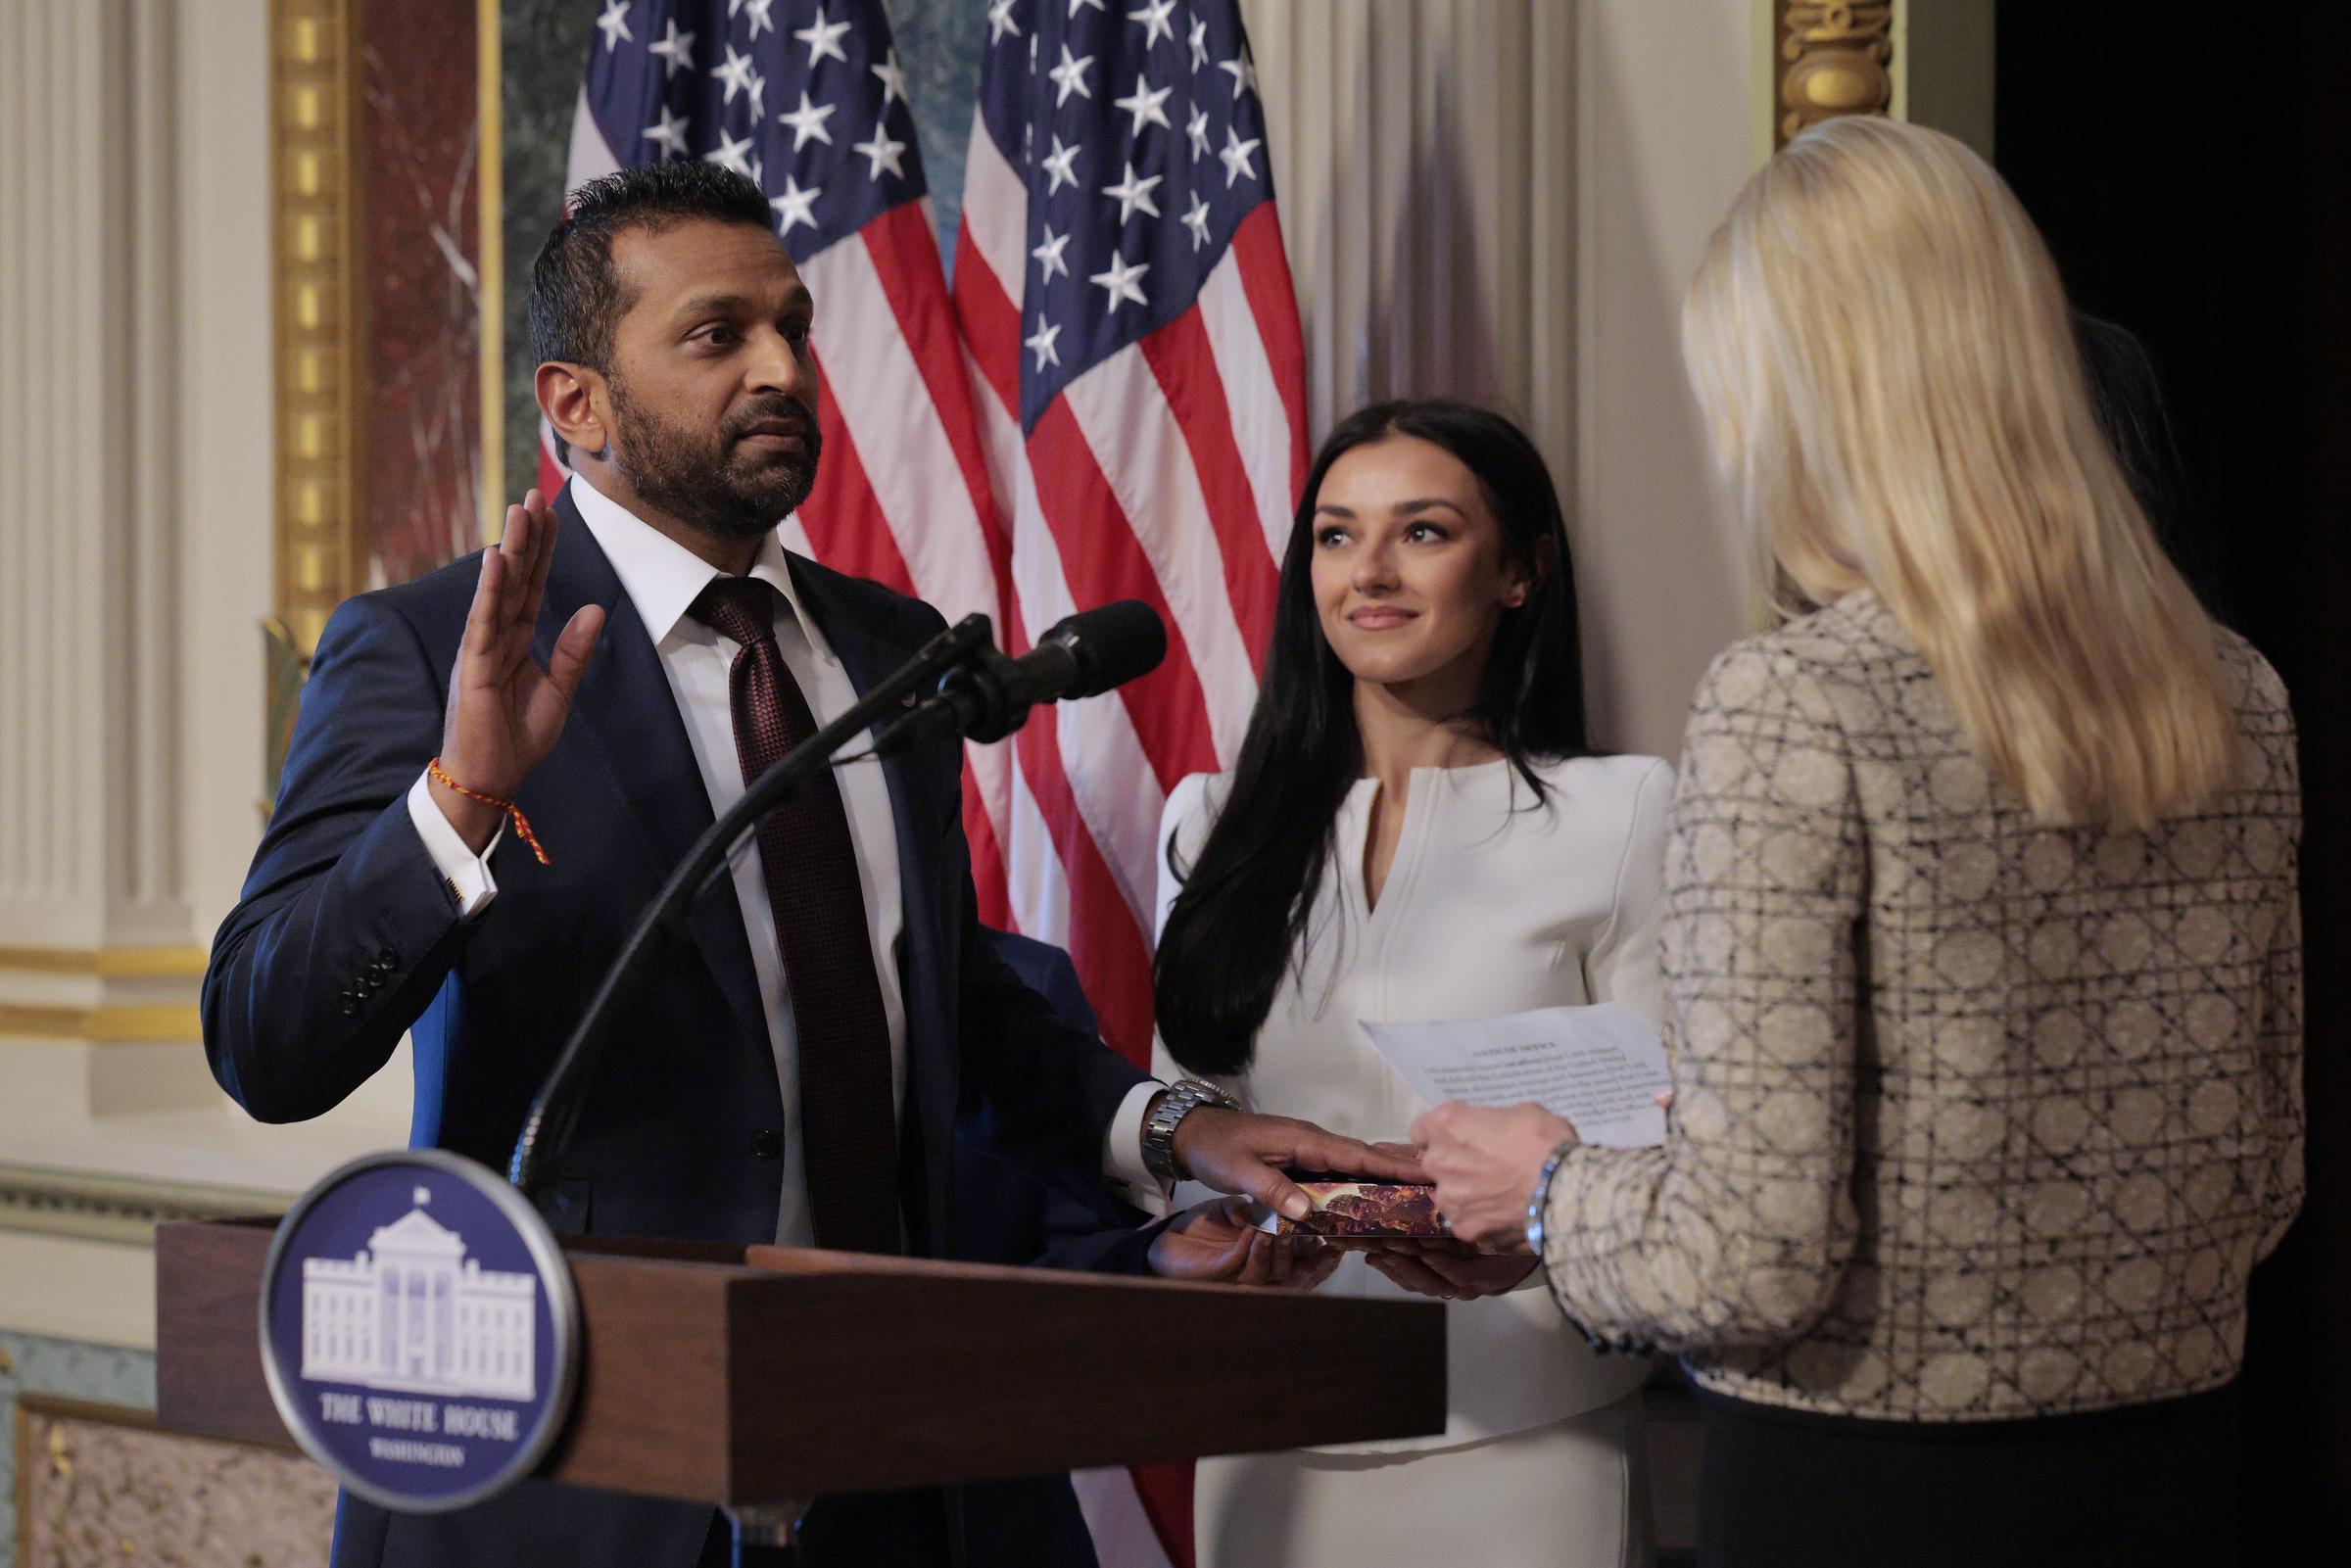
[1140,1078,1238,1184]
[1524,1137,1579,1259]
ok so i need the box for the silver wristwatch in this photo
[1528,1136,1618,1354]
[1140,1078,1239,1183]
[1525,1137,1580,1259]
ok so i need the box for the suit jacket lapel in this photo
[540,487,770,1060]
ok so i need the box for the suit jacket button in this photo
[339,995,360,1018]
[751,1129,783,1161]
[378,946,401,968]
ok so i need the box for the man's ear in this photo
[536,361,609,460]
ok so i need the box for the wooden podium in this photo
[155,1217,1446,1551]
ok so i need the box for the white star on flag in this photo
[1185,104,1211,162]
[1113,74,1173,138]
[1032,224,1072,282]
[596,0,632,54]
[1040,134,1081,194]
[742,0,776,40]
[795,7,852,68]
[1219,49,1257,100]
[854,126,908,180]
[873,48,908,108]
[642,103,689,158]
[1128,0,1178,49]
[715,44,757,105]
[779,90,835,149]
[1181,193,1212,250]
[1220,124,1262,187]
[648,18,696,78]
[1026,318,1063,368]
[987,0,1021,45]
[769,175,821,235]
[1070,0,1106,14]
[1049,45,1095,107]
[1187,17,1209,71]
[704,127,756,178]
[1088,250,1150,313]
[745,70,767,121]
[1101,161,1163,223]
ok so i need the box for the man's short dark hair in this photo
[528,163,776,461]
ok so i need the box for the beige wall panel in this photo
[1575,0,1757,757]
[0,1,408,1273]
[178,0,277,944]
[0,1233,156,1350]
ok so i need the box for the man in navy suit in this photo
[202,162,1377,1567]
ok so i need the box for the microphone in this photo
[882,600,1167,749]
[506,606,1151,1197]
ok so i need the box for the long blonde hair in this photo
[1682,117,2235,831]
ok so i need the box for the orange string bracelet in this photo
[427,756,551,866]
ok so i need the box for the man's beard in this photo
[604,374,822,542]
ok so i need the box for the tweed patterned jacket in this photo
[1539,591,2303,1423]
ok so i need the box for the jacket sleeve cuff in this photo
[406,771,504,917]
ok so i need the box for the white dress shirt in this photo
[409,475,1159,1243]
[1154,753,1674,1452]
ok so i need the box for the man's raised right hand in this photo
[429,489,605,852]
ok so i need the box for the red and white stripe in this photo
[953,102,1310,1568]
[952,107,1305,1067]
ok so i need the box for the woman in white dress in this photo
[1151,401,1673,1568]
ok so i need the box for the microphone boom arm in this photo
[506,612,992,1198]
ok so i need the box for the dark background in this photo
[1994,1,2351,1544]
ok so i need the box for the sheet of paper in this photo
[1362,1003,1672,1149]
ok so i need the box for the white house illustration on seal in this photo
[301,1188,538,1401]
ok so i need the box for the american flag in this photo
[952,0,1307,1076]
[558,0,1020,919]
[951,6,1304,1558]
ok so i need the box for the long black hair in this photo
[1152,400,1589,1076]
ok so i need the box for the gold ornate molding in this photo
[267,0,365,800]
[270,0,364,662]
[477,0,505,546]
[1776,1,1895,148]
[0,1164,283,1246]
[0,1004,202,1043]
[0,946,206,978]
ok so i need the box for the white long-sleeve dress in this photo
[1153,752,1674,1568]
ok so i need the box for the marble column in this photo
[0,0,210,1114]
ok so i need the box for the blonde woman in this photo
[1414,118,2301,1567]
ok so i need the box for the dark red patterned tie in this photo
[691,577,899,1254]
